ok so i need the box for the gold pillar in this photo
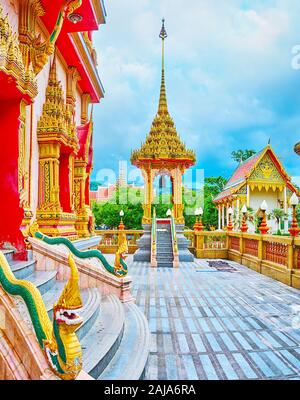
[74,160,90,237]
[172,167,184,224]
[142,168,153,224]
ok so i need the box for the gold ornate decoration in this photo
[66,66,80,114]
[114,231,128,272]
[18,100,29,206]
[36,58,78,238]
[0,5,37,98]
[37,57,78,149]
[0,250,83,380]
[18,0,83,75]
[74,113,94,237]
[248,153,285,192]
[82,31,98,66]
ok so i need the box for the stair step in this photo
[157,263,173,268]
[43,285,101,341]
[2,249,14,263]
[82,294,125,379]
[10,260,36,280]
[99,303,150,380]
[26,270,57,295]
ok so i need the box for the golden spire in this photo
[130,19,196,165]
[158,19,168,115]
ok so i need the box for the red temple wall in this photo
[0,100,25,257]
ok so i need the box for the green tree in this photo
[203,177,227,229]
[269,208,286,234]
[231,149,256,163]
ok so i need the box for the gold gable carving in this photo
[248,153,285,192]
[249,154,284,183]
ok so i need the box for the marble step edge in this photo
[82,294,125,378]
[99,303,150,381]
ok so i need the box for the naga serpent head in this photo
[53,254,83,333]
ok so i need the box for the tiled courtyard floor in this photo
[127,257,300,380]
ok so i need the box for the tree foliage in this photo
[92,178,226,230]
[202,177,227,229]
[231,149,256,163]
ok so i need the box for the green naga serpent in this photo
[28,221,128,278]
[0,252,83,380]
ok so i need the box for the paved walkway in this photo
[127,257,300,380]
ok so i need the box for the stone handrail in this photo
[31,229,128,278]
[95,230,143,254]
[170,214,179,268]
[151,209,157,267]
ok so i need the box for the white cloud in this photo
[91,0,300,179]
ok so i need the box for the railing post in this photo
[239,233,244,257]
[257,235,263,273]
[226,232,230,251]
[287,239,294,286]
[195,232,204,258]
[170,212,179,268]
[151,208,157,268]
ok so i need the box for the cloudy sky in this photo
[92,0,300,186]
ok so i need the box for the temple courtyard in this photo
[105,255,300,380]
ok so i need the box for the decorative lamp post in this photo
[194,208,204,231]
[289,193,300,237]
[258,200,270,234]
[227,207,234,231]
[240,204,248,233]
[119,210,125,230]
[198,207,204,231]
[193,208,199,231]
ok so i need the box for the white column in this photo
[247,184,250,207]
[218,205,221,230]
[222,204,225,228]
[226,205,228,227]
[284,187,289,232]
[236,198,240,230]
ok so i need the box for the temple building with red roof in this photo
[213,145,299,233]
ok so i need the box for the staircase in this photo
[156,222,174,268]
[1,247,150,380]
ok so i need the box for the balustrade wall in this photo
[95,228,300,289]
[95,230,143,254]
[183,230,300,290]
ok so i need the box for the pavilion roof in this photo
[214,145,298,203]
[131,21,195,167]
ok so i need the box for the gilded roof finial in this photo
[49,54,57,84]
[158,18,168,115]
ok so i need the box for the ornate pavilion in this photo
[214,144,299,232]
[131,20,196,225]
